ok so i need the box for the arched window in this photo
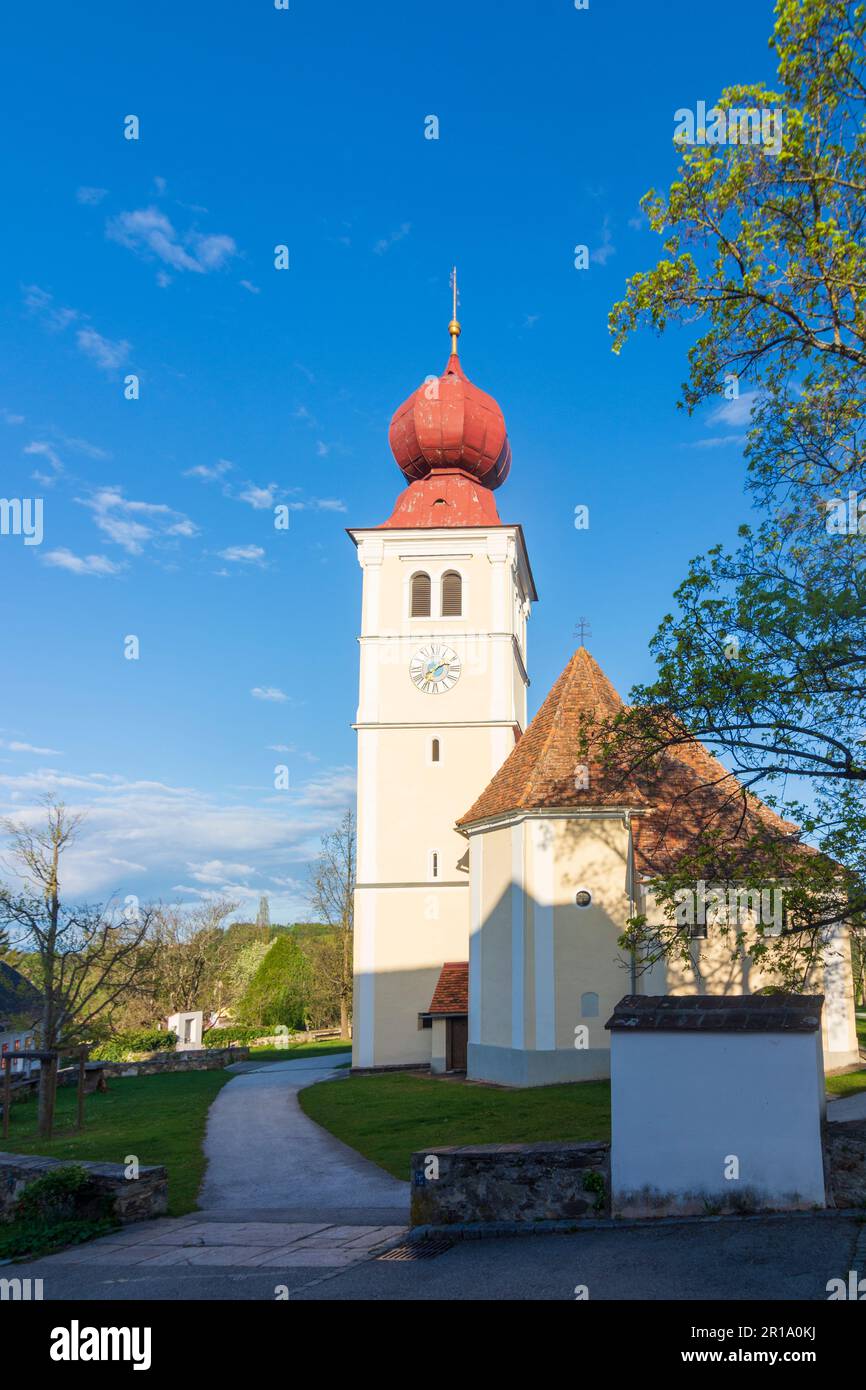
[431,738,440,763]
[411,572,431,617]
[581,991,599,1018]
[441,570,462,617]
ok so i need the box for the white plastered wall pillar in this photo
[352,536,383,1069]
[822,923,860,1069]
[532,819,556,1051]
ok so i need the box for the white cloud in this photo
[591,216,616,266]
[2,410,25,425]
[220,544,265,564]
[373,222,411,255]
[184,460,233,482]
[684,434,747,450]
[0,765,353,915]
[80,487,198,554]
[41,548,122,577]
[238,483,278,510]
[240,280,260,294]
[107,207,237,275]
[706,390,759,429]
[23,284,78,332]
[76,186,108,206]
[251,686,288,702]
[76,327,131,372]
[4,741,62,756]
[24,441,63,478]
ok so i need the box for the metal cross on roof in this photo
[574,617,592,646]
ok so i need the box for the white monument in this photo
[167,1010,204,1051]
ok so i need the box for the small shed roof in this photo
[605,993,824,1034]
[425,962,469,1017]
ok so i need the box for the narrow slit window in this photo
[431,851,439,879]
[431,738,440,763]
[441,570,462,617]
[411,572,432,617]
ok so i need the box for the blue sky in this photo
[0,0,778,920]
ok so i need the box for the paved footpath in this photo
[8,1051,410,1297]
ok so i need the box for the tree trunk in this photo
[37,1053,58,1140]
[340,996,350,1040]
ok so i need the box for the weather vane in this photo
[449,265,461,354]
[574,617,592,646]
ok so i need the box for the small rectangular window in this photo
[431,738,440,763]
[430,851,439,880]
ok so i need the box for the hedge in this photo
[89,1029,177,1062]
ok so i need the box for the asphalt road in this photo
[9,1211,860,1301]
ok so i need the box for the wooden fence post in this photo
[1,1060,10,1141]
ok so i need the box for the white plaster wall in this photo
[610,1030,826,1215]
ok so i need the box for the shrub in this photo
[15,1164,111,1224]
[90,1029,177,1062]
[201,1026,265,1048]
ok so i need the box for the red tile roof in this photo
[458,647,807,877]
[427,961,469,1016]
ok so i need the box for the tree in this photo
[235,935,312,1030]
[306,811,355,1039]
[149,898,238,1020]
[603,0,866,979]
[0,801,158,1136]
[256,894,271,930]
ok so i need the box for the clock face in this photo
[410,644,462,694]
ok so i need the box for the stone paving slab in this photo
[34,1220,407,1270]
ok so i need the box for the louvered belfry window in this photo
[411,572,432,617]
[441,571,462,617]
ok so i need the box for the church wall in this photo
[468,813,633,1086]
[641,886,860,1072]
[476,824,516,1051]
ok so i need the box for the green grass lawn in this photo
[245,1039,351,1062]
[826,1068,866,1099]
[299,1072,611,1180]
[1,1070,231,1215]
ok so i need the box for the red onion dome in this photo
[388,322,511,491]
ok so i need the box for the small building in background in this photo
[0,960,42,1076]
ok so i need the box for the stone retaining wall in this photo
[98,1045,248,1078]
[0,1152,168,1224]
[410,1141,610,1227]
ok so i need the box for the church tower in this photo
[348,293,536,1069]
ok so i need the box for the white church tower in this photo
[348,294,536,1070]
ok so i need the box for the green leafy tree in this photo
[604,0,866,980]
[235,935,312,1030]
[306,811,355,1039]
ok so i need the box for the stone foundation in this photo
[410,1141,610,1226]
[0,1152,168,1224]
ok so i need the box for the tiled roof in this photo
[458,647,649,826]
[458,646,808,877]
[605,993,824,1034]
[427,961,468,1016]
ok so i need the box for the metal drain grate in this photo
[377,1236,454,1261]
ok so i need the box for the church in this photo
[348,300,859,1087]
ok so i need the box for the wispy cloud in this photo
[184,460,233,482]
[24,441,63,483]
[107,207,238,275]
[251,686,288,703]
[240,279,260,294]
[591,216,616,266]
[238,483,278,510]
[76,186,108,206]
[41,548,123,577]
[706,390,759,429]
[75,327,131,373]
[220,544,266,565]
[80,487,198,554]
[3,740,62,756]
[373,221,411,255]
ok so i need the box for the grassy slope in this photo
[245,1039,351,1061]
[299,1072,611,1180]
[1,1070,231,1215]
